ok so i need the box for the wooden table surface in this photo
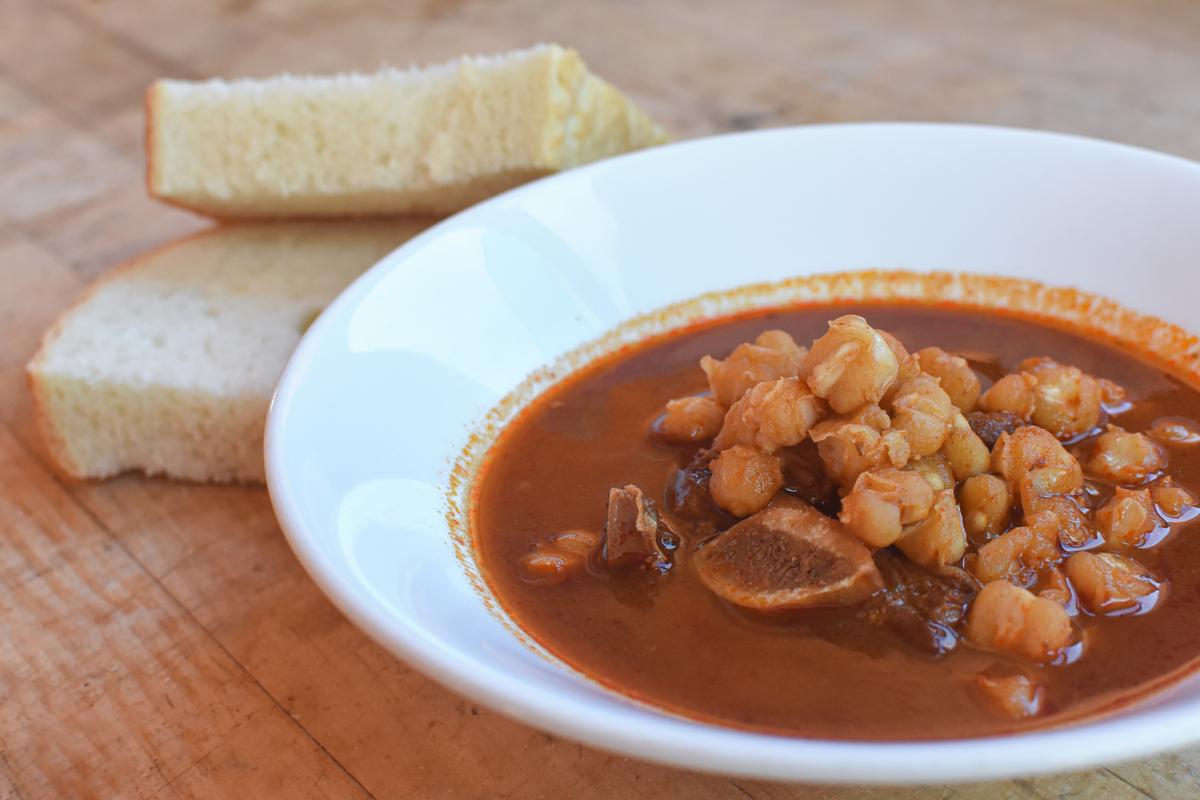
[4,0,1200,797]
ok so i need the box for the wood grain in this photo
[3,0,1200,796]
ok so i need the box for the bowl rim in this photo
[265,122,1200,783]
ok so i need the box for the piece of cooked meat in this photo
[966,410,1025,449]
[604,484,669,569]
[693,501,883,610]
[861,550,979,657]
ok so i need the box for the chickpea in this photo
[1037,567,1072,607]
[1066,552,1160,615]
[968,519,1060,585]
[992,426,1084,502]
[966,580,1073,663]
[1095,487,1159,546]
[911,453,955,493]
[709,445,784,517]
[1152,478,1197,518]
[896,488,967,568]
[519,530,599,585]
[712,377,826,453]
[851,403,892,431]
[973,672,1044,719]
[1087,425,1168,485]
[753,329,807,363]
[801,315,900,414]
[1147,416,1200,447]
[1014,356,1055,373]
[520,554,573,584]
[959,474,1012,540]
[656,395,725,443]
[551,530,600,558]
[1026,494,1095,549]
[811,406,911,490]
[888,374,957,457]
[1018,468,1086,518]
[916,347,982,411]
[943,412,990,481]
[880,329,922,382]
[1098,378,1128,408]
[839,468,935,548]
[979,372,1038,420]
[1018,358,1102,439]
[700,330,806,406]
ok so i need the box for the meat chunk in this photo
[779,440,841,516]
[694,502,883,611]
[967,410,1024,449]
[861,551,978,657]
[603,485,669,570]
[668,448,724,525]
[801,315,900,414]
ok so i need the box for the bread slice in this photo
[27,221,428,483]
[146,44,669,219]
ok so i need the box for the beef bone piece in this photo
[694,500,882,610]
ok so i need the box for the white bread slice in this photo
[27,221,427,483]
[146,44,669,219]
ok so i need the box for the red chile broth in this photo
[471,304,1200,740]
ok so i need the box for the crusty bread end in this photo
[145,44,668,219]
[27,221,429,483]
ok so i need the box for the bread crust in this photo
[25,221,425,484]
[143,82,156,206]
[142,48,667,220]
[26,369,85,481]
[26,227,223,481]
[144,81,232,221]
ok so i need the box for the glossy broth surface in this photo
[473,305,1200,739]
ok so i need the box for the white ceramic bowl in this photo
[266,124,1200,784]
